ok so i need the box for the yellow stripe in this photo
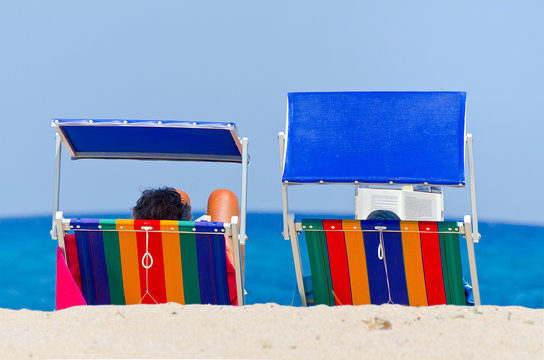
[342,220,371,305]
[160,220,185,304]
[116,219,141,304]
[400,221,428,306]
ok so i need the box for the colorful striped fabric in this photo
[69,218,232,305]
[302,219,466,306]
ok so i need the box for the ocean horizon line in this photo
[0,211,543,228]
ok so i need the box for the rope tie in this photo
[139,226,158,304]
[377,242,384,260]
[376,226,394,304]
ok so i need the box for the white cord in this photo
[376,227,393,304]
[138,226,158,304]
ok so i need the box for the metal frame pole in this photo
[281,184,289,240]
[288,215,307,306]
[230,216,244,305]
[240,137,249,245]
[51,133,62,240]
[278,132,289,240]
[464,215,481,305]
[466,134,480,242]
[56,211,67,263]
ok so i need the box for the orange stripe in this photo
[160,220,185,304]
[400,221,428,306]
[342,220,371,305]
[116,219,141,304]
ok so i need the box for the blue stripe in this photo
[361,221,389,304]
[210,227,230,305]
[73,220,96,305]
[381,221,409,305]
[195,224,215,304]
[87,226,111,305]
[77,219,111,305]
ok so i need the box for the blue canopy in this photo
[282,92,467,186]
[52,119,243,162]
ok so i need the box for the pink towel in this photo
[226,255,238,306]
[56,247,87,310]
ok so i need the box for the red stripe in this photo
[135,220,167,304]
[64,234,82,292]
[323,220,353,305]
[419,222,446,305]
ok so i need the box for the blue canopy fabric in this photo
[52,119,243,162]
[282,92,467,186]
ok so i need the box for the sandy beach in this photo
[1,303,542,359]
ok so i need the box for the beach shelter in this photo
[279,92,481,306]
[51,119,249,307]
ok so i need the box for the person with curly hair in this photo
[132,186,240,264]
[133,186,242,305]
[132,187,194,221]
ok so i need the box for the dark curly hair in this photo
[366,209,400,220]
[132,187,193,220]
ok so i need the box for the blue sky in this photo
[0,1,542,225]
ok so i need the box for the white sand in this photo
[1,303,542,359]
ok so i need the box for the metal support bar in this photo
[466,134,481,242]
[51,133,62,240]
[278,132,289,240]
[288,214,307,306]
[230,216,244,305]
[56,211,67,264]
[464,215,481,305]
[240,137,249,246]
[281,184,289,240]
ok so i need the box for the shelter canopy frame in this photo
[50,118,249,246]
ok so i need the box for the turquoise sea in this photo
[0,213,542,310]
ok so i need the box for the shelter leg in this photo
[464,215,481,306]
[288,215,307,306]
[466,238,481,306]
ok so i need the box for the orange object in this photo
[401,221,428,306]
[207,189,240,265]
[207,189,240,222]
[161,220,185,304]
[342,220,371,305]
[116,219,141,304]
[175,189,191,205]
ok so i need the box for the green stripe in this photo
[179,221,200,304]
[438,222,466,305]
[100,219,125,305]
[438,223,452,304]
[302,219,335,306]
